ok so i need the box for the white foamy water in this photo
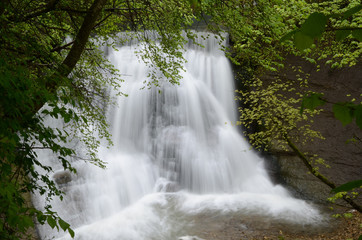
[33,33,325,240]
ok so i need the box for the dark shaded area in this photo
[265,56,362,206]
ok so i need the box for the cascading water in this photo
[33,32,325,240]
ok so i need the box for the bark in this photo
[57,0,108,78]
[38,0,107,113]
[285,135,362,212]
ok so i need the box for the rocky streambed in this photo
[188,208,361,240]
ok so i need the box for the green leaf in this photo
[326,13,340,19]
[300,12,327,38]
[335,30,351,41]
[354,105,362,129]
[342,4,362,19]
[300,93,325,114]
[294,31,313,51]
[188,0,200,7]
[47,216,57,229]
[58,218,70,231]
[352,29,362,41]
[333,103,353,126]
[331,179,362,193]
[64,114,71,123]
[280,30,297,42]
[81,115,88,123]
[41,109,50,115]
[22,215,34,229]
[68,228,75,238]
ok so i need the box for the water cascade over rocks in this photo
[33,32,325,240]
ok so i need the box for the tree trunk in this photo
[58,0,108,78]
[19,0,108,128]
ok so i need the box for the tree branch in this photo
[326,27,362,32]
[11,0,60,22]
[55,0,108,79]
[14,0,108,129]
[93,13,113,29]
[51,40,75,52]
[284,135,362,212]
[105,7,145,12]
[58,7,89,14]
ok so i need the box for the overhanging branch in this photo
[53,0,108,83]
[284,135,362,212]
[10,0,60,22]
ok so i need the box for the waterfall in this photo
[33,32,324,240]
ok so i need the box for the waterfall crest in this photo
[33,32,324,240]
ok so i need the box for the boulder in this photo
[53,171,72,185]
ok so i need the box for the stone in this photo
[53,171,72,185]
[265,56,362,206]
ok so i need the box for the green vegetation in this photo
[0,0,361,239]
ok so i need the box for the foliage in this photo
[0,0,113,237]
[281,1,361,68]
[236,76,323,150]
[285,2,362,129]
[201,0,361,76]
[203,0,291,72]
[332,180,362,194]
[301,93,362,129]
[282,4,362,51]
[218,0,361,154]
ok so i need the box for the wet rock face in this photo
[263,56,362,205]
[53,171,72,185]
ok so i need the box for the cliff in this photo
[268,56,362,206]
